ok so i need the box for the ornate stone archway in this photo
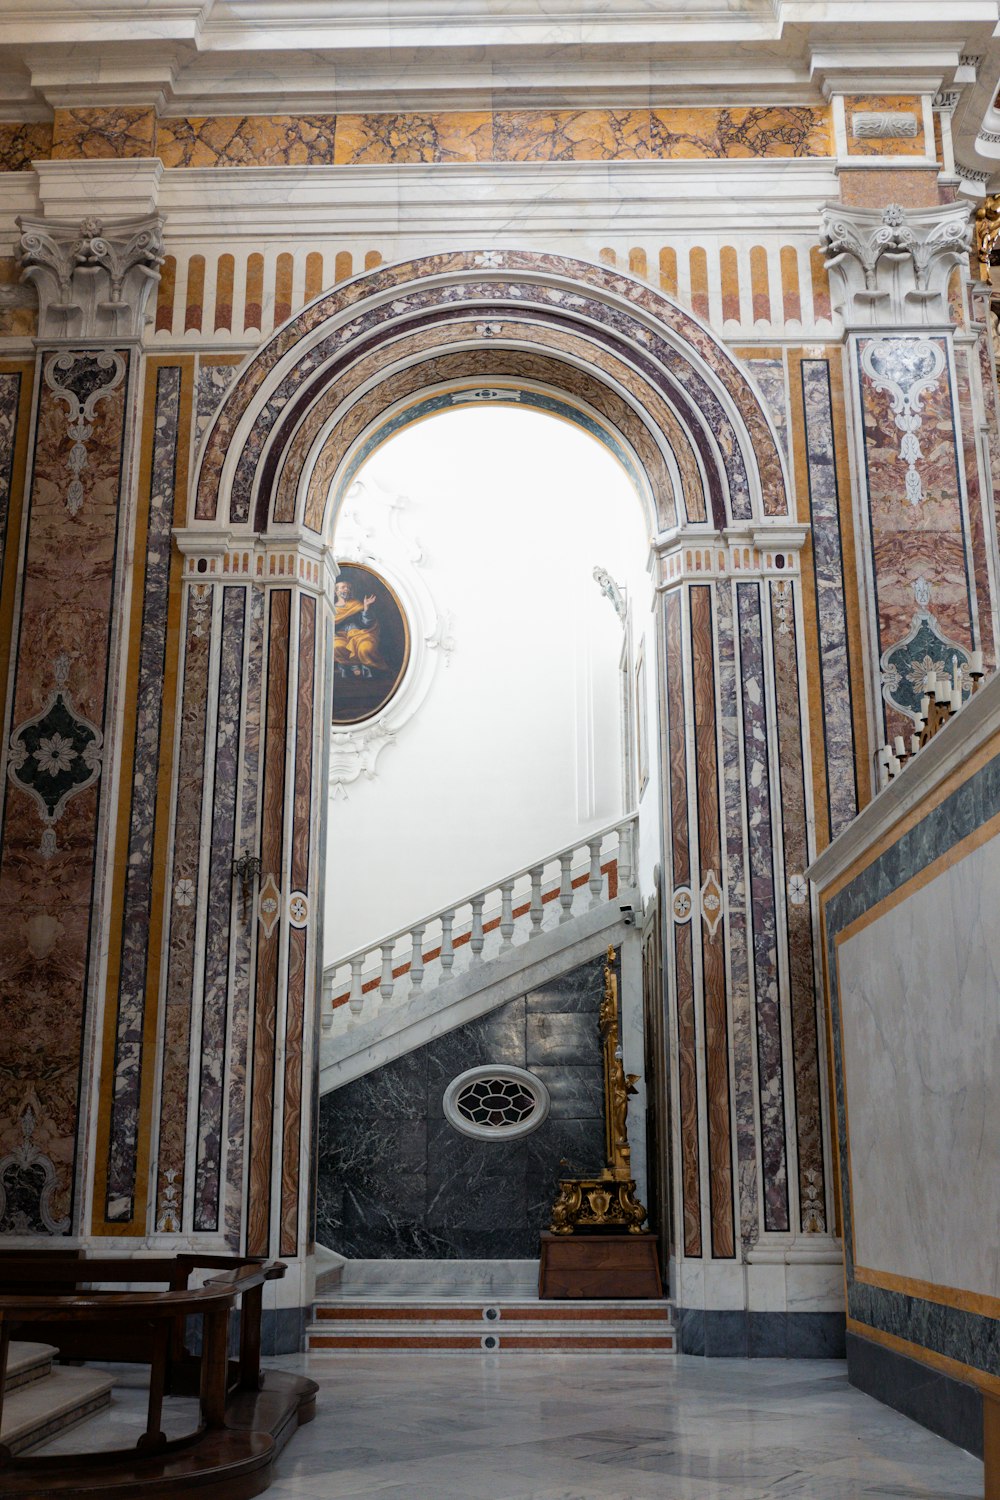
[159,251,828,1334]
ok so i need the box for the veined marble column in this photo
[820,200,994,762]
[654,531,842,1353]
[0,211,164,1237]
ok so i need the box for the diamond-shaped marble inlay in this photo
[8,678,102,826]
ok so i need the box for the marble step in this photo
[1,1366,116,1456]
[307,1298,675,1354]
[5,1342,58,1394]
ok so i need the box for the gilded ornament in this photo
[547,946,649,1237]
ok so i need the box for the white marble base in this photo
[332,1258,542,1300]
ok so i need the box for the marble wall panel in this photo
[715,584,758,1248]
[247,589,290,1257]
[493,110,651,162]
[223,583,264,1249]
[857,336,975,743]
[0,122,53,171]
[736,582,789,1235]
[800,358,858,837]
[155,583,212,1231]
[846,95,926,158]
[156,115,338,169]
[839,849,1000,1293]
[195,360,241,446]
[769,582,826,1235]
[823,752,1000,1385]
[0,349,130,1235]
[193,586,245,1232]
[335,113,492,164]
[743,356,789,463]
[51,107,155,159]
[316,956,607,1259]
[103,365,181,1223]
[664,591,702,1257]
[953,349,996,664]
[976,317,1000,544]
[690,585,735,1258]
[279,592,316,1257]
[649,106,831,160]
[0,371,22,578]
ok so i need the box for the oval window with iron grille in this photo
[442,1066,550,1140]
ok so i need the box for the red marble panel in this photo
[769,583,826,1234]
[280,593,315,1257]
[690,584,735,1259]
[0,350,131,1233]
[247,589,290,1256]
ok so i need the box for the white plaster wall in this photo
[635,606,662,901]
[324,406,655,961]
[838,833,1000,1298]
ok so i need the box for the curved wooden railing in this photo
[0,1253,314,1492]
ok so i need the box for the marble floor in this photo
[266,1352,984,1499]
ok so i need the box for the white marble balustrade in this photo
[321,817,636,1032]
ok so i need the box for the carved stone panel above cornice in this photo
[15,212,165,343]
[819,200,972,331]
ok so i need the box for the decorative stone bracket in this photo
[820,201,972,330]
[16,213,165,342]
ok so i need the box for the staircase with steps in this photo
[321,817,638,1091]
[1,1343,115,1455]
[306,1259,675,1357]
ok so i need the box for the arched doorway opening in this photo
[179,249,826,1339]
[318,398,659,1261]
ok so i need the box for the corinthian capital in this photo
[819,201,972,330]
[16,213,165,343]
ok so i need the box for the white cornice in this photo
[154,158,841,240]
[0,5,993,117]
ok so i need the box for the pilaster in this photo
[0,192,165,1243]
[652,527,840,1349]
[818,198,996,771]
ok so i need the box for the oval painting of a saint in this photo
[332,562,410,726]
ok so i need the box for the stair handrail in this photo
[323,814,637,1019]
[0,1253,292,1467]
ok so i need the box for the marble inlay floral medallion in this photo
[7,656,103,855]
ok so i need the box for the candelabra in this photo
[877,652,986,788]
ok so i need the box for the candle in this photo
[878,745,891,765]
[919,694,930,718]
[925,671,937,694]
[951,688,962,712]
[911,734,921,755]
[971,650,984,675]
[889,755,901,777]
[894,735,906,756]
[936,678,951,704]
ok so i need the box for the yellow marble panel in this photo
[156,115,337,168]
[334,112,493,164]
[650,106,832,159]
[52,107,155,160]
[493,109,652,162]
[839,168,940,208]
[0,121,53,171]
[846,95,926,158]
[0,257,36,337]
